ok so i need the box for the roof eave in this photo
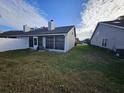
[100,22,124,30]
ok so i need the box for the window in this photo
[104,39,107,46]
[102,39,104,46]
[102,39,107,47]
[34,38,38,45]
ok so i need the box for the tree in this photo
[117,15,124,21]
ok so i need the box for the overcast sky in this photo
[0,0,124,40]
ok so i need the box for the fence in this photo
[0,38,29,52]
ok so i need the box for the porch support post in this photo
[43,37,46,48]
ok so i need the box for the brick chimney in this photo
[48,20,55,31]
[23,25,31,32]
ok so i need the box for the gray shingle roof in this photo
[0,25,74,37]
[101,20,124,27]
[25,25,74,35]
[0,30,24,35]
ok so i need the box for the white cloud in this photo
[0,0,47,30]
[77,0,124,40]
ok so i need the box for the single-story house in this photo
[90,20,124,56]
[0,20,76,52]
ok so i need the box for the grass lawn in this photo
[0,45,124,93]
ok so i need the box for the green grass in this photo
[0,45,124,93]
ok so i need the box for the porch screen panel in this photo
[46,36,54,49]
[38,36,43,48]
[29,36,33,47]
[55,35,64,50]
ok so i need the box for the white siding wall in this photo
[115,30,124,49]
[91,23,124,50]
[0,38,29,52]
[65,27,75,52]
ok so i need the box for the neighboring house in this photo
[0,20,76,52]
[90,20,124,53]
